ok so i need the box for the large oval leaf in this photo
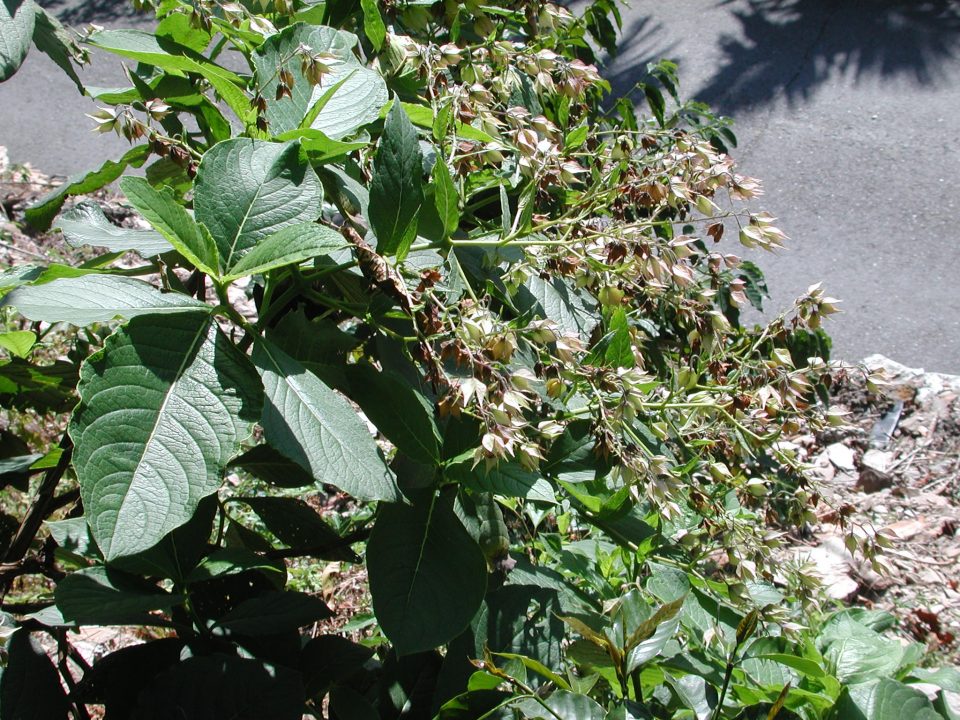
[71,313,261,560]
[132,654,305,720]
[367,491,487,655]
[55,566,181,626]
[251,337,399,502]
[55,201,172,257]
[1,275,209,326]
[222,222,346,281]
[0,0,35,82]
[252,23,387,139]
[0,629,70,720]
[193,139,322,268]
[345,363,441,465]
[87,28,251,126]
[833,679,942,720]
[367,101,424,258]
[25,144,151,231]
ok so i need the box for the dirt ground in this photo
[789,355,960,662]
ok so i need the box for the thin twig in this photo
[3,434,73,567]
[0,238,49,261]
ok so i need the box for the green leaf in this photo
[0,264,43,295]
[55,566,180,625]
[132,654,305,720]
[110,495,218,581]
[515,690,605,720]
[277,127,368,163]
[252,23,387,138]
[401,102,495,144]
[25,144,151,230]
[0,0,35,82]
[818,614,906,684]
[0,357,76,412]
[121,176,220,275]
[300,635,375,696]
[664,673,716,720]
[493,652,570,690]
[565,124,589,151]
[330,686,380,720]
[1,275,208,325]
[345,363,441,465]
[186,547,284,585]
[360,0,386,48]
[71,313,261,560]
[71,639,185,718]
[55,201,172,257]
[0,629,70,720]
[367,491,487,655]
[833,679,942,720]
[436,690,513,719]
[736,260,768,312]
[215,590,332,635]
[31,7,83,92]
[750,653,826,679]
[145,157,193,198]
[154,10,210,53]
[322,163,370,219]
[605,308,635,367]
[236,496,359,562]
[193,139,322,269]
[625,597,684,672]
[252,337,399,503]
[223,222,345,281]
[431,159,460,239]
[516,275,597,340]
[0,452,42,490]
[644,84,666,126]
[367,100,424,258]
[446,460,556,503]
[229,444,316,488]
[908,666,960,693]
[0,330,35,358]
[46,517,101,558]
[88,29,252,126]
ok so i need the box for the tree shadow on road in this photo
[37,0,146,25]
[603,13,680,107]
[696,0,960,113]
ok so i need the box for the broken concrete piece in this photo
[862,449,893,473]
[826,442,856,471]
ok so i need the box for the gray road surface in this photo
[607,0,960,373]
[1,0,958,371]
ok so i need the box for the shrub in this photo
[0,1,954,718]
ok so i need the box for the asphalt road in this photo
[1,0,958,371]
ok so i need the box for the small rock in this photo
[793,543,859,600]
[882,518,928,541]
[856,466,894,493]
[862,449,893,473]
[826,442,857,471]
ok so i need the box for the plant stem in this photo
[2,434,72,566]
